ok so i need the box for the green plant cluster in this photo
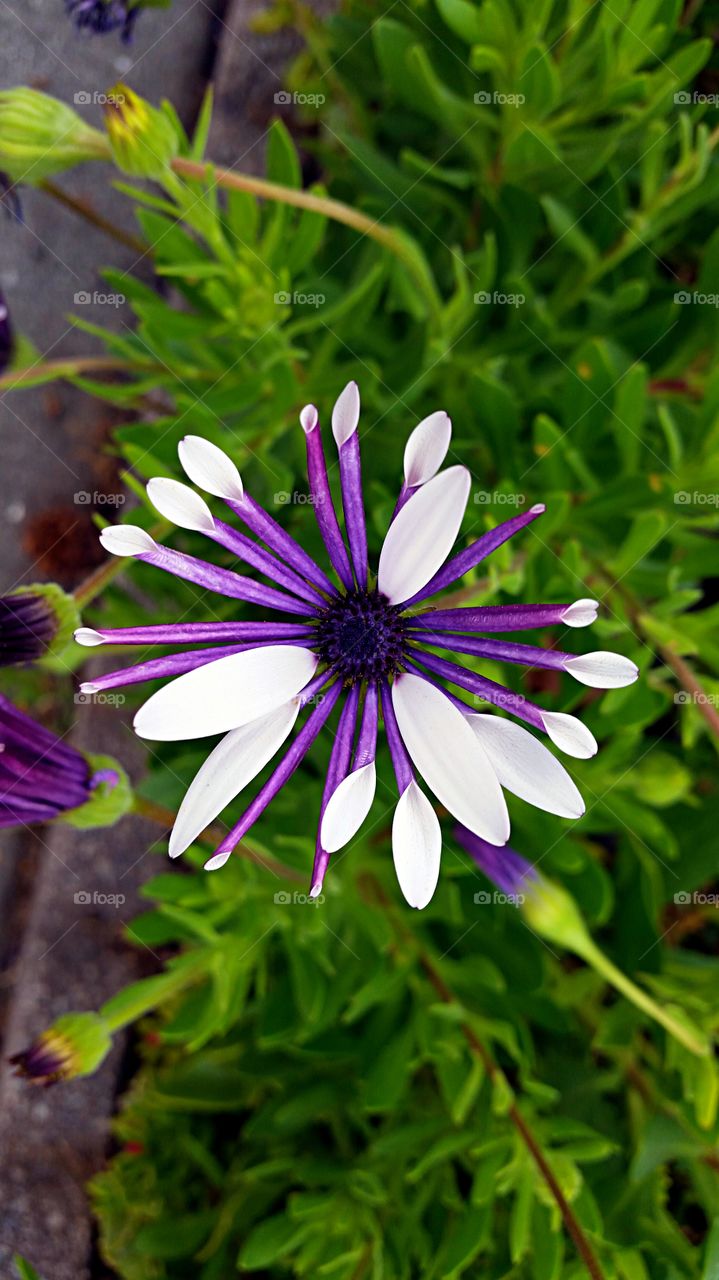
[3,0,719,1276]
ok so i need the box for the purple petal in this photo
[226,492,338,598]
[210,518,326,607]
[301,406,354,590]
[407,602,586,633]
[309,685,360,896]
[454,825,539,897]
[409,632,569,672]
[339,434,369,589]
[408,650,546,731]
[140,544,313,616]
[76,621,315,646]
[206,680,343,867]
[380,681,413,793]
[403,504,546,607]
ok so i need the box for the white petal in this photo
[133,645,318,741]
[204,850,232,871]
[392,780,441,909]
[392,674,510,845]
[541,711,598,759]
[147,477,214,534]
[403,411,452,487]
[331,380,360,446]
[178,436,244,501]
[300,404,318,434]
[467,714,584,819]
[100,525,156,557]
[564,651,639,689]
[378,466,470,605]
[75,627,105,647]
[320,762,376,853]
[562,599,599,628]
[169,701,300,858]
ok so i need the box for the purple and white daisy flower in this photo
[77,384,638,908]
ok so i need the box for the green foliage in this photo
[5,0,719,1275]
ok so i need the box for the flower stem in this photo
[40,179,146,253]
[576,935,709,1058]
[0,356,133,391]
[170,156,439,316]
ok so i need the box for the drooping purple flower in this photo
[77,384,639,908]
[454,824,539,898]
[0,289,13,375]
[0,693,122,829]
[65,0,140,41]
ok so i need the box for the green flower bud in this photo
[521,874,594,955]
[0,88,109,183]
[9,1012,112,1086]
[103,84,180,178]
[0,583,81,668]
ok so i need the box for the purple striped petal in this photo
[410,632,570,672]
[228,492,338,597]
[380,681,413,793]
[75,621,315,647]
[210,518,325,607]
[205,681,343,869]
[402,503,546,607]
[301,404,354,590]
[406,601,598,634]
[332,382,368,588]
[309,684,360,897]
[100,531,311,617]
[354,683,378,768]
[409,650,546,731]
[80,643,259,695]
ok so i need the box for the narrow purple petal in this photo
[209,681,343,863]
[210,518,326,607]
[380,681,413,793]
[454,825,539,897]
[409,632,569,672]
[139,544,312,616]
[80,643,258,694]
[402,504,546,607]
[406,603,582,633]
[408,650,546,731]
[392,481,414,520]
[78,622,315,646]
[225,492,338,597]
[339,434,369,589]
[298,665,335,708]
[302,408,354,590]
[309,685,360,896]
[354,683,379,768]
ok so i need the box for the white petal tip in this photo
[320,762,376,853]
[300,404,318,434]
[79,681,99,694]
[99,525,156,557]
[562,598,599,628]
[530,503,546,515]
[74,627,105,647]
[309,882,323,899]
[146,476,215,534]
[541,711,598,759]
[331,380,360,446]
[403,410,452,487]
[178,436,244,502]
[392,781,441,910]
[565,651,639,689]
[204,851,232,871]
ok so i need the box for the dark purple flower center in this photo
[315,590,408,683]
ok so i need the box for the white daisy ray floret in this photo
[75,386,639,908]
